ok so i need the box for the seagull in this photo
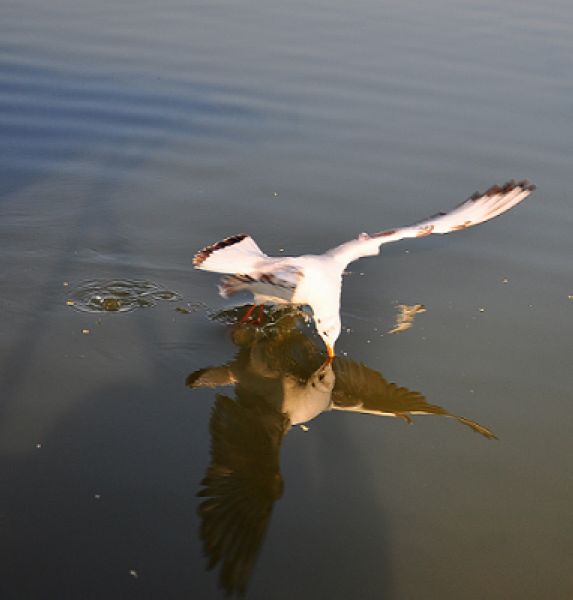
[193,179,535,357]
[186,321,495,595]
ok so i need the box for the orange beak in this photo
[326,344,335,359]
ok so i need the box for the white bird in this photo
[193,179,535,357]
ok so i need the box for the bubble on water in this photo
[68,279,180,313]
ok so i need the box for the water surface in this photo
[1,0,572,598]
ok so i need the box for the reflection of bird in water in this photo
[194,180,535,357]
[186,316,496,596]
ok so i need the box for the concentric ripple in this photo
[68,279,179,313]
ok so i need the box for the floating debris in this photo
[82,328,90,335]
[478,307,486,313]
[69,279,180,313]
[129,569,138,579]
[300,424,310,432]
[388,304,426,335]
[63,281,69,287]
[175,303,205,315]
[502,278,509,284]
[36,443,42,449]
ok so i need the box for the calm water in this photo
[1,0,572,598]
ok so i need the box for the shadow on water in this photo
[186,308,496,597]
[0,142,172,427]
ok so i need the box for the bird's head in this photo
[315,315,341,359]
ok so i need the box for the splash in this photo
[67,279,179,313]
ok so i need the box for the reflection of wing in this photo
[332,359,496,438]
[332,359,430,415]
[198,393,289,596]
[186,366,236,388]
[327,180,534,265]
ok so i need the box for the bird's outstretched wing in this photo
[327,179,535,266]
[331,358,497,438]
[193,234,269,274]
[198,392,288,596]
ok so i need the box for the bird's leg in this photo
[240,304,257,324]
[254,304,265,325]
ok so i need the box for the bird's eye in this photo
[318,373,325,381]
[322,331,328,336]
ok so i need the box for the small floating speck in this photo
[279,248,285,253]
[273,191,279,197]
[66,299,75,306]
[129,570,138,579]
[359,272,365,276]
[502,278,509,284]
[478,307,485,312]
[568,295,573,300]
[300,424,310,432]
[63,281,69,287]
[82,328,90,335]
[94,493,101,500]
[175,307,190,314]
[36,443,42,449]
[388,304,426,335]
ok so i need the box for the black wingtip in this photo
[516,179,536,192]
[193,233,249,267]
[473,179,536,200]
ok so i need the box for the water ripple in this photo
[68,279,179,313]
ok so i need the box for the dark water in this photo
[1,0,572,598]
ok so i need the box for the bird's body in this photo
[194,180,535,355]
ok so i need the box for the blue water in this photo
[1,0,572,598]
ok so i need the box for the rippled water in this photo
[1,0,572,598]
[69,279,179,312]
